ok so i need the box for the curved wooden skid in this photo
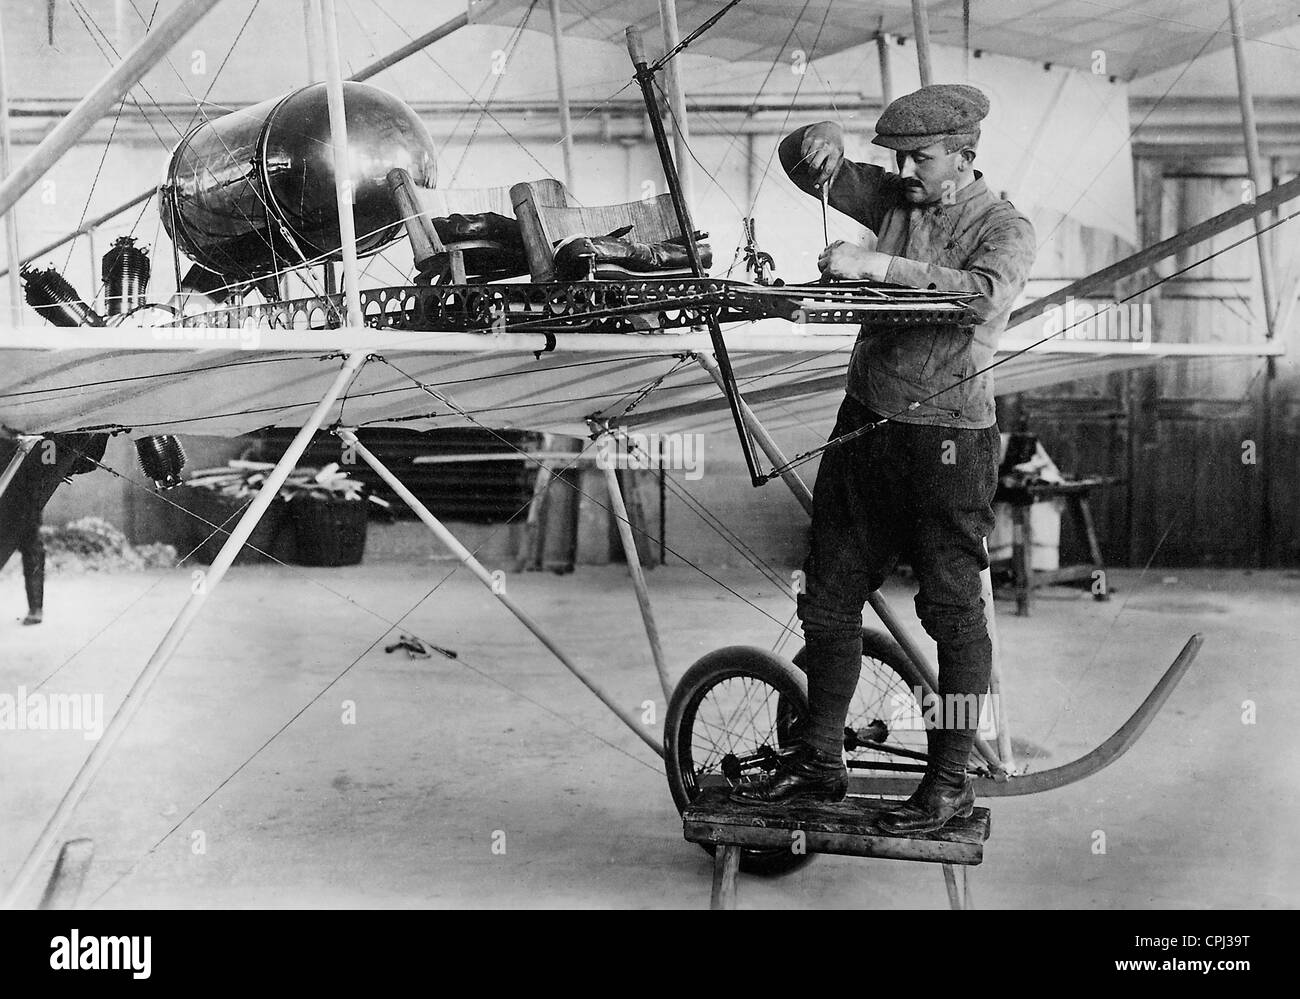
[974,633,1203,795]
[845,633,1205,798]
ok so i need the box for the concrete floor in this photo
[2,552,1297,909]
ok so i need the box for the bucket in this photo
[288,495,368,567]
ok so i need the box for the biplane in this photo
[0,0,1293,904]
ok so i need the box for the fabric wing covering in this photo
[0,329,1279,442]
[466,0,1297,79]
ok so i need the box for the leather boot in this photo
[874,724,975,834]
[431,212,523,245]
[646,239,711,270]
[729,741,847,805]
[553,235,712,281]
[428,213,529,278]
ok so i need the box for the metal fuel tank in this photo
[161,81,437,281]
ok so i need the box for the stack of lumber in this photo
[184,460,389,507]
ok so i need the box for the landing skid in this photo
[669,632,1202,805]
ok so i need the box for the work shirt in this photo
[793,155,1037,428]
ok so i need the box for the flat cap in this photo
[871,84,989,151]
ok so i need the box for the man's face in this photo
[895,140,968,205]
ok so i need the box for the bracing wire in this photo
[373,355,800,634]
[762,204,1300,479]
[72,431,664,904]
[448,1,541,187]
[64,0,315,310]
[66,0,188,142]
[367,0,568,191]
[20,0,1296,830]
[1031,14,1229,253]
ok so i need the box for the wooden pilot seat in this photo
[386,170,567,284]
[682,787,991,910]
[509,181,706,282]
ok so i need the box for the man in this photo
[1,433,108,625]
[733,84,1037,834]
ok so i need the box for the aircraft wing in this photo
[466,0,1296,80]
[0,326,1279,445]
[617,334,1283,437]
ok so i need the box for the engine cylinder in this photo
[161,82,437,281]
[21,265,105,327]
[102,236,151,316]
[135,435,187,490]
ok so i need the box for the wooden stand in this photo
[683,788,990,910]
[994,476,1118,616]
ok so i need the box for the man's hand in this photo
[799,121,845,189]
[817,241,893,282]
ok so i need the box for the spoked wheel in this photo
[842,628,930,790]
[774,628,929,795]
[664,646,813,875]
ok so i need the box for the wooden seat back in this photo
[510,182,687,282]
[419,178,566,220]
[387,170,567,282]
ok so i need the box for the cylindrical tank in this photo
[161,81,437,281]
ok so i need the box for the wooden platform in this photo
[682,788,992,909]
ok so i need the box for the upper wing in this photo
[467,0,1296,81]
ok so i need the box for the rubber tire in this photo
[859,628,924,687]
[664,645,814,875]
